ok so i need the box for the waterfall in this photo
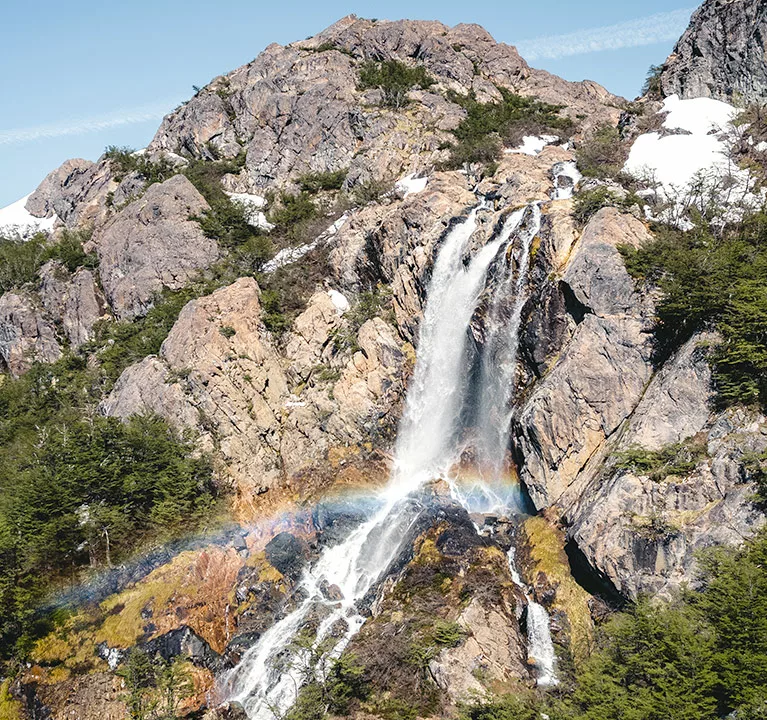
[476,203,541,480]
[223,198,558,717]
[224,202,507,718]
[507,548,558,686]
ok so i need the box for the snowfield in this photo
[0,194,57,237]
[395,173,428,197]
[623,94,761,226]
[624,95,740,188]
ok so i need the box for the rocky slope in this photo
[1,6,765,720]
[659,0,767,103]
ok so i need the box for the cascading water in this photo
[224,198,558,717]
[476,203,541,480]
[507,548,558,686]
[224,202,511,718]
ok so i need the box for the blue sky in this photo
[0,0,695,207]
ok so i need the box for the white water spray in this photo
[507,547,558,686]
[225,203,510,717]
[476,203,541,480]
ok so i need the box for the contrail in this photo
[0,99,182,146]
[514,7,695,61]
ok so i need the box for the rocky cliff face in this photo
[659,0,767,103]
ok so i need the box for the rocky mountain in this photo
[1,6,766,720]
[659,0,767,103]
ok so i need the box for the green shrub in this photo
[0,227,99,294]
[118,649,193,720]
[219,325,236,338]
[432,620,465,647]
[183,155,272,257]
[358,60,435,108]
[351,179,391,206]
[268,191,318,231]
[298,169,348,193]
[0,407,216,660]
[575,123,625,179]
[104,145,176,187]
[615,440,707,482]
[332,285,393,351]
[462,693,541,720]
[0,233,47,293]
[443,88,573,168]
[47,227,98,272]
[742,449,767,506]
[89,287,197,386]
[573,186,640,226]
[618,216,767,407]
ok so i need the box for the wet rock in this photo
[264,533,310,581]
[204,701,249,720]
[143,625,225,672]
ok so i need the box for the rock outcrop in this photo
[148,16,620,193]
[513,208,765,597]
[103,277,288,511]
[0,291,62,376]
[39,261,109,347]
[659,0,767,103]
[90,174,218,319]
[567,334,766,598]
[513,208,656,510]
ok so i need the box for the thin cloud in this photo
[514,7,696,61]
[0,99,181,146]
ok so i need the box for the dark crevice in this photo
[564,538,626,609]
[559,280,592,325]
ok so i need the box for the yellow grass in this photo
[523,515,594,663]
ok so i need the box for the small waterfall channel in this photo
[224,199,557,717]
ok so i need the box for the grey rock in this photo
[25,158,94,221]
[148,17,621,194]
[103,278,289,513]
[92,174,218,319]
[624,333,716,451]
[39,261,109,347]
[264,533,310,581]
[0,291,62,376]
[513,208,655,509]
[27,158,117,229]
[569,407,766,598]
[659,0,767,103]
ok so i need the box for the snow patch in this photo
[227,193,274,231]
[624,94,739,188]
[661,95,737,136]
[395,173,428,197]
[0,194,57,237]
[260,214,348,274]
[505,134,559,156]
[327,289,349,314]
[623,94,760,225]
